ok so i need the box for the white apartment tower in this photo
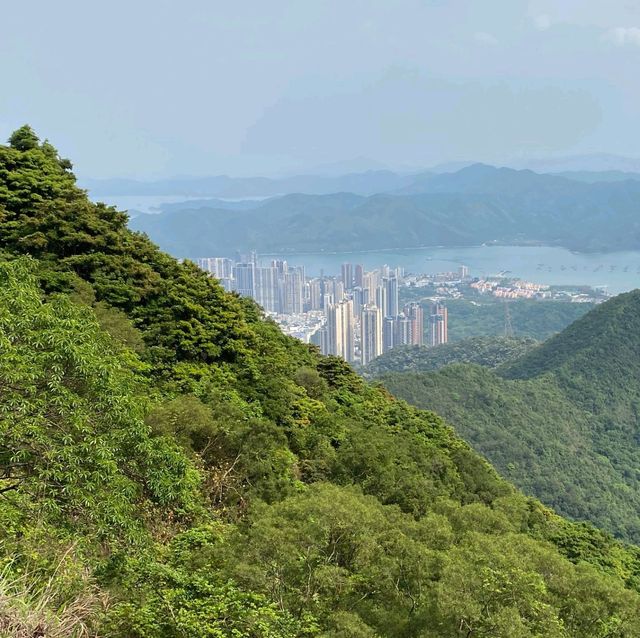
[327,299,355,362]
[360,304,383,365]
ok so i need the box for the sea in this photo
[91,194,640,295]
[89,194,216,215]
[264,245,640,295]
[89,194,271,215]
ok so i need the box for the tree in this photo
[0,258,200,546]
[8,124,39,150]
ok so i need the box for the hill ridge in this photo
[129,164,640,256]
[381,289,640,542]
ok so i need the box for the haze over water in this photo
[267,245,640,295]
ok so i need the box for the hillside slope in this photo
[362,336,536,377]
[397,292,595,343]
[381,290,640,542]
[3,126,640,637]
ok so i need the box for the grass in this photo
[0,560,104,638]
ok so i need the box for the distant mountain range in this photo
[82,170,424,198]
[518,152,640,175]
[128,164,640,257]
[82,152,640,199]
[555,170,640,184]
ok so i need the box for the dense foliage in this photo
[362,337,536,377]
[381,290,640,543]
[442,298,595,342]
[3,127,640,636]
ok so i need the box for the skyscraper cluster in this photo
[428,302,448,347]
[197,254,305,314]
[196,256,447,365]
[311,263,425,365]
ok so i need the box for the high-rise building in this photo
[394,315,413,346]
[310,326,329,355]
[326,299,355,362]
[254,266,279,312]
[429,302,448,346]
[362,271,379,300]
[319,278,344,309]
[195,257,234,279]
[354,264,364,288]
[280,266,304,314]
[458,264,470,280]
[332,279,345,303]
[383,316,396,352]
[195,257,210,274]
[375,285,388,318]
[385,276,399,317]
[351,286,367,316]
[272,259,288,275]
[319,277,327,309]
[236,250,258,265]
[233,262,255,298]
[361,304,383,365]
[308,278,323,310]
[341,263,354,290]
[219,277,235,292]
[404,302,424,346]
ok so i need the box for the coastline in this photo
[252,244,640,295]
[259,242,637,259]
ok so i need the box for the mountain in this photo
[519,153,640,174]
[362,337,537,377]
[81,169,420,198]
[422,298,596,342]
[380,290,640,543]
[396,162,580,196]
[555,170,640,184]
[128,164,640,257]
[156,196,274,212]
[427,160,477,173]
[501,288,640,388]
[4,127,640,635]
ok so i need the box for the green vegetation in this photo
[398,292,595,342]
[3,127,640,636]
[444,298,595,342]
[381,290,640,544]
[362,336,536,377]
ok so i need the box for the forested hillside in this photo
[3,127,640,637]
[362,337,536,377]
[397,293,595,343]
[442,298,595,342]
[381,291,640,544]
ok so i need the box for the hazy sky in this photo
[2,0,639,178]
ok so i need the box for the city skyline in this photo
[194,251,606,365]
[196,254,440,365]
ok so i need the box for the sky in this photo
[1,0,639,178]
